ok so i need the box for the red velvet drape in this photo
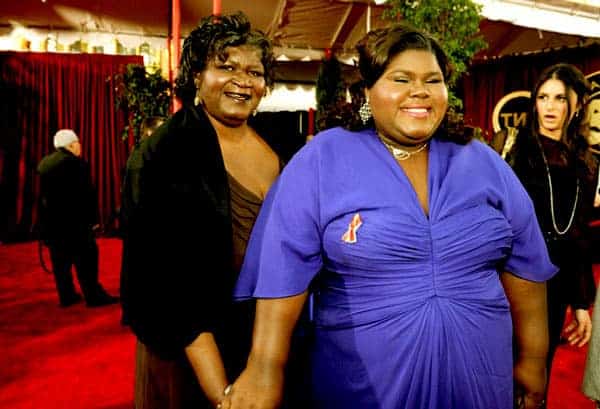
[463,44,600,140]
[0,52,143,242]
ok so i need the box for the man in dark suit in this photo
[37,129,118,307]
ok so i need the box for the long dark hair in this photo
[530,63,596,187]
[530,63,590,148]
[174,12,275,107]
[347,22,468,143]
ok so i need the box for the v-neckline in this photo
[368,129,434,221]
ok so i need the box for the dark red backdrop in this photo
[0,52,142,241]
[2,45,600,242]
[463,43,600,140]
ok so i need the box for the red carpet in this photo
[0,238,596,408]
[0,238,134,409]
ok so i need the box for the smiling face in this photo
[195,45,266,127]
[366,49,448,147]
[535,78,579,141]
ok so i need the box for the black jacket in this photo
[121,105,237,359]
[37,148,98,242]
[509,129,597,309]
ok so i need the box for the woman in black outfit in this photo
[120,12,280,409]
[507,63,597,401]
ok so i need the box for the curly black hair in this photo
[174,12,275,106]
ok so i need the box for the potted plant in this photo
[113,64,171,143]
[383,0,488,111]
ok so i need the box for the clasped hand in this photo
[513,355,547,409]
[216,361,284,409]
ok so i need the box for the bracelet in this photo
[215,385,233,409]
[518,397,546,409]
[224,384,232,396]
[515,392,546,409]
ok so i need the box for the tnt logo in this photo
[492,91,531,133]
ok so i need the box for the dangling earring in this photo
[359,100,372,125]
[194,76,202,106]
[252,109,257,117]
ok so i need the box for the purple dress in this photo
[234,127,557,409]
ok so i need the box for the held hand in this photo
[514,356,547,409]
[521,393,547,409]
[562,308,592,347]
[228,360,284,409]
[216,385,232,409]
[217,399,231,409]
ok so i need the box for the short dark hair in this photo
[174,12,275,106]
[356,23,452,89]
[350,23,469,143]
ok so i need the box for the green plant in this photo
[383,0,488,110]
[113,64,171,142]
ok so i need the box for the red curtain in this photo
[0,52,142,242]
[463,43,600,140]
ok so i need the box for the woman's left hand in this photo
[226,360,284,409]
[562,308,592,347]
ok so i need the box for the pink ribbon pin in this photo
[341,213,363,244]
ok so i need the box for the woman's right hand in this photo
[227,359,285,409]
[513,355,547,409]
[562,308,592,347]
[226,294,308,409]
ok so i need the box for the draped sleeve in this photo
[234,143,323,299]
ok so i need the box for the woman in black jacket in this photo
[120,12,280,409]
[507,64,597,401]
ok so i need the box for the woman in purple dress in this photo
[224,23,555,409]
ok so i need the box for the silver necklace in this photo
[536,136,579,236]
[379,137,428,160]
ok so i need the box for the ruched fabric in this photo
[235,127,557,409]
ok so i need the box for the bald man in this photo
[37,129,118,307]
